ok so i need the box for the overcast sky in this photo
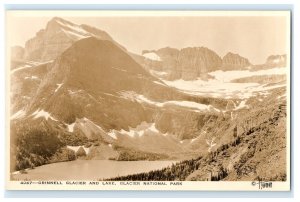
[7,13,289,64]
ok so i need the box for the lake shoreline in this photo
[11,159,177,181]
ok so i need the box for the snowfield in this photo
[62,29,88,40]
[136,94,220,113]
[162,67,286,99]
[119,90,220,112]
[208,67,286,82]
[56,19,91,40]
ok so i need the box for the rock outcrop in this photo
[221,52,251,70]
[143,47,222,80]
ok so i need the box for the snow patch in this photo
[68,89,82,95]
[234,100,249,110]
[119,91,136,101]
[11,109,26,120]
[150,70,168,76]
[119,91,220,113]
[190,137,197,143]
[22,96,31,100]
[107,130,118,140]
[165,101,220,113]
[206,138,216,152]
[113,122,161,138]
[62,29,88,40]
[56,19,89,36]
[111,67,127,72]
[136,94,220,113]
[55,83,63,93]
[32,109,58,121]
[67,123,76,132]
[153,80,167,86]
[11,65,32,75]
[143,52,161,61]
[277,93,286,100]
[101,92,119,98]
[67,146,90,155]
[24,76,39,80]
[148,123,160,133]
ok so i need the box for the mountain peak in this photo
[23,17,119,61]
[222,52,251,70]
[48,17,77,27]
[224,52,239,57]
[51,17,70,23]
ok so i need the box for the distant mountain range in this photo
[141,48,286,80]
[11,17,286,81]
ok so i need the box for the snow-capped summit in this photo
[22,17,117,61]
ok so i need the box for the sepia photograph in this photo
[5,10,291,191]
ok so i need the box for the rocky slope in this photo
[108,86,287,181]
[10,61,50,115]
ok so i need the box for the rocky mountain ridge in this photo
[142,48,286,80]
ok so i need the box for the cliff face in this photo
[23,17,114,62]
[24,28,73,61]
[142,48,256,80]
[176,47,223,80]
[221,52,251,70]
[143,47,222,80]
